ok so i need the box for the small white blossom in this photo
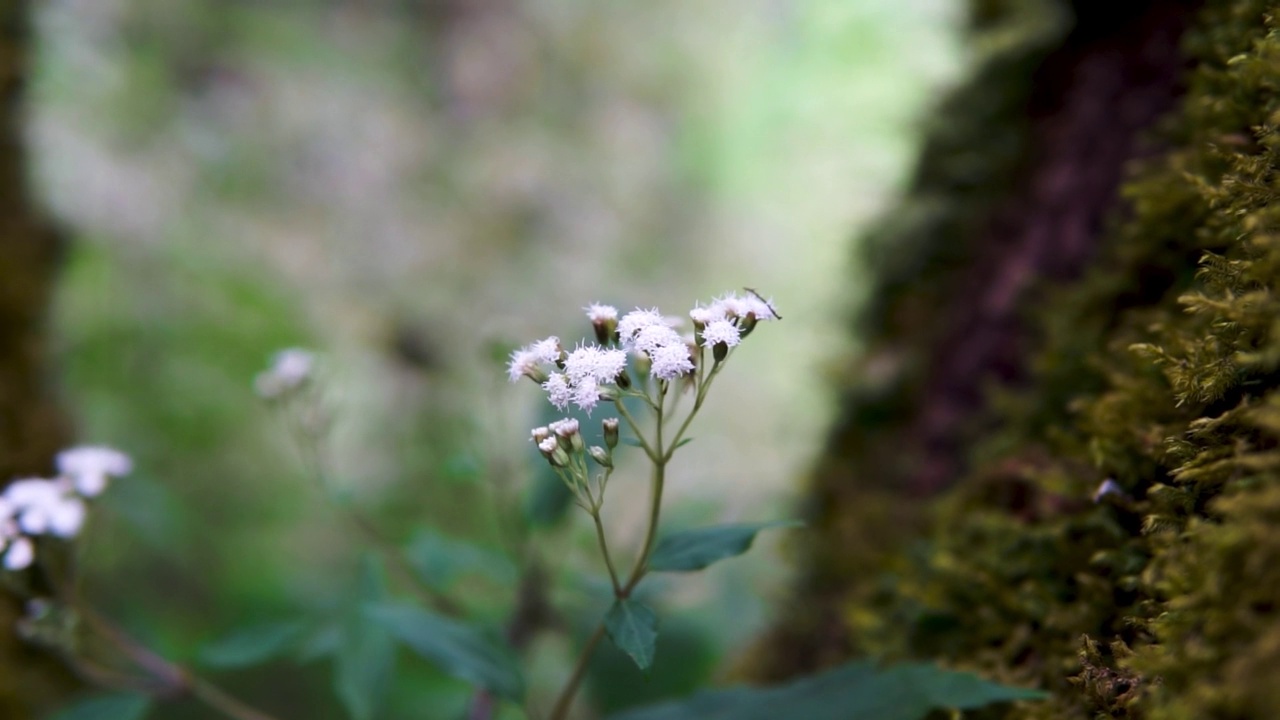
[256,348,316,398]
[549,418,580,436]
[508,336,562,383]
[713,292,780,322]
[572,377,602,413]
[616,308,667,345]
[701,319,742,348]
[689,305,725,326]
[538,436,558,454]
[649,343,694,380]
[629,324,683,355]
[584,304,618,323]
[564,345,627,385]
[5,479,86,539]
[3,537,33,571]
[542,373,574,410]
[56,446,132,497]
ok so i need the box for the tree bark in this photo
[0,0,79,715]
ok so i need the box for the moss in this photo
[822,2,1280,718]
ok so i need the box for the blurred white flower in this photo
[584,304,618,323]
[4,478,87,539]
[255,348,316,399]
[56,445,132,497]
[564,345,626,385]
[3,537,33,571]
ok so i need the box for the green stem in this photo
[591,509,622,596]
[613,399,658,463]
[547,623,607,720]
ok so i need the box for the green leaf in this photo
[365,602,524,701]
[672,437,695,450]
[335,555,397,720]
[199,620,307,668]
[605,660,1048,720]
[647,521,801,572]
[50,693,152,720]
[604,599,658,672]
[335,619,396,720]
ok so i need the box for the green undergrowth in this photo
[835,1,1280,718]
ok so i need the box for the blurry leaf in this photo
[606,660,1048,720]
[673,437,694,450]
[49,693,152,720]
[622,438,645,448]
[403,528,516,591]
[294,621,343,662]
[366,602,524,701]
[604,599,658,672]
[336,619,396,720]
[647,521,801,573]
[335,555,397,720]
[524,461,573,527]
[587,617,717,714]
[199,620,307,668]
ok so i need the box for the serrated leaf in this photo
[365,602,524,701]
[49,693,152,720]
[604,599,658,672]
[199,620,307,668]
[647,521,801,573]
[606,660,1048,720]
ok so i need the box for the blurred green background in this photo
[31,0,962,717]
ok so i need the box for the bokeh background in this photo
[32,0,963,716]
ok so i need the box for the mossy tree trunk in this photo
[0,0,79,715]
[761,1,1280,718]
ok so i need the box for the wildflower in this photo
[602,418,619,449]
[689,305,724,328]
[508,336,562,384]
[572,377,602,413]
[649,343,694,380]
[3,536,33,571]
[56,446,132,497]
[256,348,316,399]
[629,324,683,355]
[701,319,741,349]
[616,308,668,347]
[563,345,627,386]
[585,304,619,345]
[543,373,574,411]
[4,478,86,539]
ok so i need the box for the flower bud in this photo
[538,436,570,468]
[602,418,619,449]
[588,445,613,469]
[712,341,729,363]
[551,418,585,453]
[531,426,552,444]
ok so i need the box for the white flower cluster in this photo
[0,446,132,571]
[507,291,779,413]
[255,348,316,399]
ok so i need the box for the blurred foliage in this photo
[31,0,961,717]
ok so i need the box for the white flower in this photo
[701,319,742,348]
[689,305,725,326]
[3,537,33,571]
[629,324,683,355]
[5,478,86,539]
[507,336,562,383]
[616,308,667,345]
[543,373,574,410]
[56,446,132,497]
[584,304,618,323]
[549,418,580,436]
[538,436,558,454]
[564,345,627,385]
[649,343,694,380]
[256,348,317,398]
[714,292,779,322]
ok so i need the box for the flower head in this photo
[585,304,618,323]
[4,478,86,539]
[508,336,562,383]
[56,446,132,497]
[256,348,317,399]
[564,345,627,385]
[701,319,742,349]
[649,342,694,380]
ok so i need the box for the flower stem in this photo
[547,623,606,720]
[591,509,622,596]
